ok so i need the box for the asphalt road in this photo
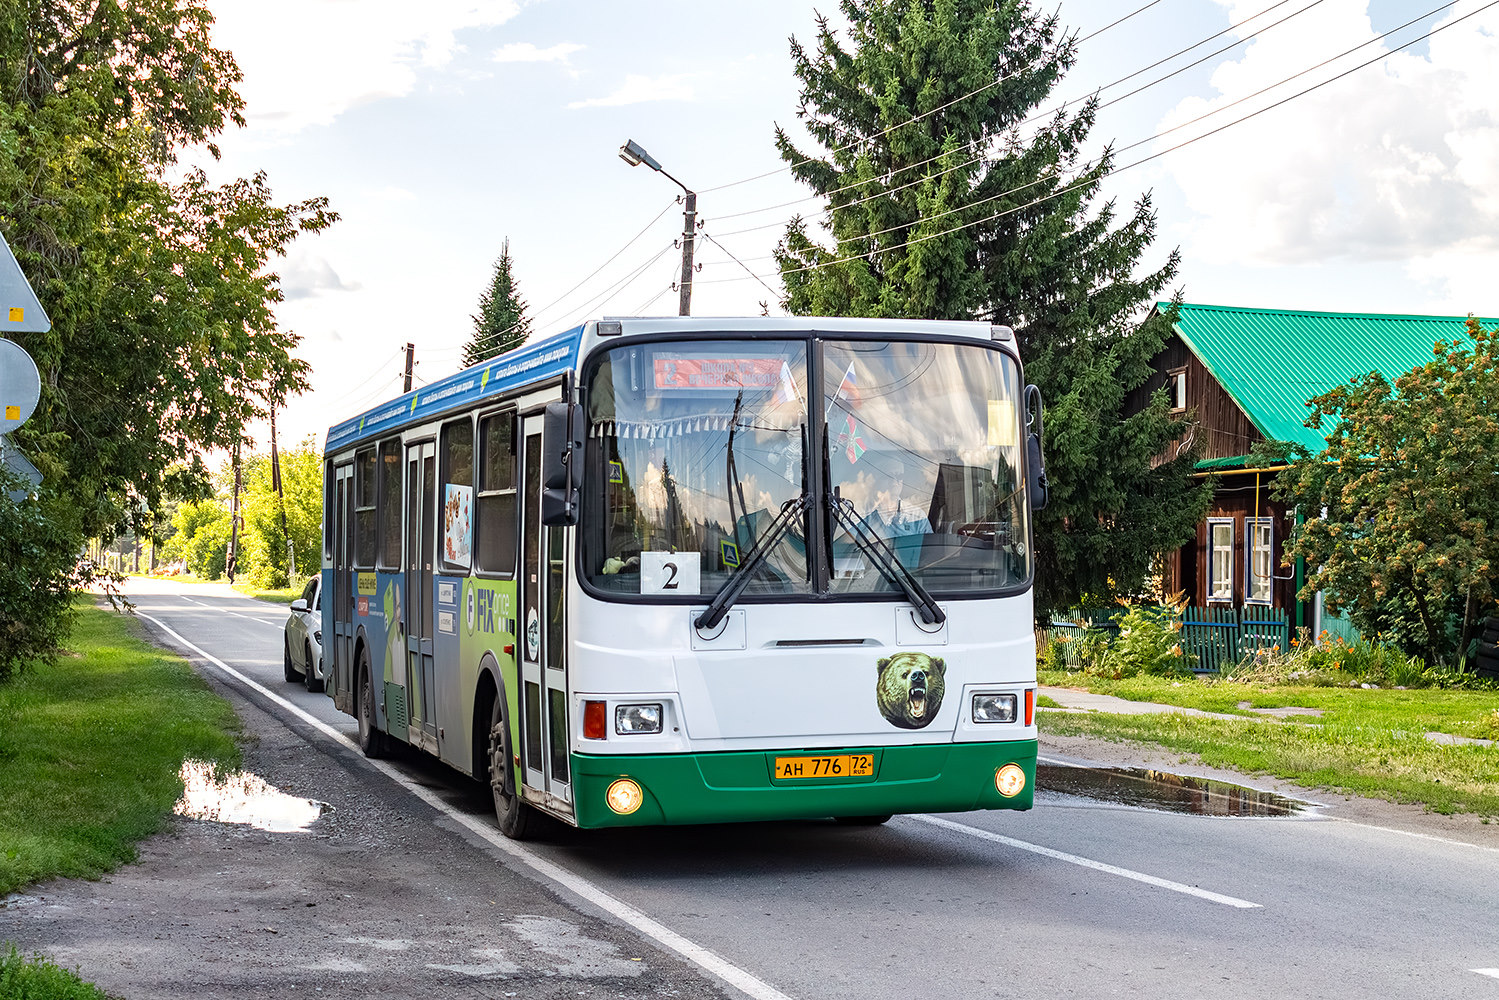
[5,578,1499,999]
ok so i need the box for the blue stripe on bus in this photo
[324,325,585,452]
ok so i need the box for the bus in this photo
[321,317,1049,839]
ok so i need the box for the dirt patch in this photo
[0,670,729,1000]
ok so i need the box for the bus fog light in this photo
[615,703,663,735]
[605,778,643,815]
[972,693,1017,723]
[995,764,1026,798]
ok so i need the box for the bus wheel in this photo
[303,642,323,693]
[283,637,298,683]
[834,815,892,826]
[488,696,536,840]
[356,649,387,759]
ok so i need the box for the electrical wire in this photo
[538,241,680,336]
[697,0,1168,195]
[706,0,1320,230]
[693,0,1493,287]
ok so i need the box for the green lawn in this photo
[1039,670,1499,815]
[231,583,302,604]
[0,602,240,894]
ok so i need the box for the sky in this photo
[183,0,1499,452]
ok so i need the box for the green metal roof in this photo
[1158,302,1494,456]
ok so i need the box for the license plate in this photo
[774,754,874,780]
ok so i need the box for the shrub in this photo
[1097,600,1195,679]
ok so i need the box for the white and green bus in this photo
[321,317,1048,838]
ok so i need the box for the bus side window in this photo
[476,411,516,576]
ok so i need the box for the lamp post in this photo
[619,139,696,316]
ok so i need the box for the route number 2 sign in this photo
[640,551,701,595]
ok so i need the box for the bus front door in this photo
[404,441,438,753]
[331,462,355,711]
[519,412,571,811]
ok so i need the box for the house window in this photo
[1246,517,1273,605]
[1207,518,1234,602]
[1168,367,1187,411]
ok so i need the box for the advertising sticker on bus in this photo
[444,484,472,563]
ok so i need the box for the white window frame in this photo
[1207,518,1235,603]
[1246,517,1274,605]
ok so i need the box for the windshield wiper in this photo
[828,493,946,626]
[695,493,810,631]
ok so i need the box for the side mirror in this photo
[541,400,585,526]
[290,598,309,613]
[1025,384,1049,511]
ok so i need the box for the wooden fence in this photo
[1044,605,1291,673]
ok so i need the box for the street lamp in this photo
[619,139,696,316]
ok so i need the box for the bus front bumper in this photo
[570,740,1037,828]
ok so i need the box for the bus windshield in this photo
[822,340,1030,595]
[585,340,812,598]
[582,336,1029,599]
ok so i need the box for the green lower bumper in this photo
[571,740,1037,828]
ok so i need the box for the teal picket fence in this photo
[1042,605,1292,674]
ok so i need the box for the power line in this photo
[697,0,1167,196]
[695,1,1492,287]
[707,0,1320,231]
[538,241,680,337]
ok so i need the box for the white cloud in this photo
[493,41,584,63]
[280,256,361,300]
[207,0,522,132]
[567,73,693,110]
[1156,0,1499,268]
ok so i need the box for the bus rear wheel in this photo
[488,695,536,840]
[356,649,387,759]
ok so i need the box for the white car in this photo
[283,575,325,692]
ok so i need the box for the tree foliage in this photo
[1277,317,1499,665]
[773,0,1208,617]
[461,239,531,369]
[0,0,334,674]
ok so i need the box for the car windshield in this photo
[583,340,811,598]
[822,340,1030,594]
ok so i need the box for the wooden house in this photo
[1129,303,1489,633]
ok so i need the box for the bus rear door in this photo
[404,440,439,753]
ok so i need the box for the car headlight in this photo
[313,630,322,644]
[972,693,1018,723]
[614,703,663,735]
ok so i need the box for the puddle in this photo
[1037,763,1311,817]
[174,759,331,832]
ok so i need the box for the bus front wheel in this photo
[488,695,536,840]
[356,649,387,759]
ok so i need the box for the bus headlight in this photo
[972,693,1018,723]
[995,764,1027,798]
[615,703,663,735]
[605,778,643,815]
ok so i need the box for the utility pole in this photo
[226,440,243,584]
[270,406,297,583]
[677,192,697,317]
[403,343,416,392]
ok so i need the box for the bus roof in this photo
[324,324,585,455]
[323,316,1005,455]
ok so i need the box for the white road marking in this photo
[134,610,796,1000]
[1472,969,1499,979]
[177,595,285,627]
[908,813,1262,909]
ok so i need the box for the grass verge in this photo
[231,583,301,604]
[1040,708,1499,816]
[0,601,240,895]
[0,946,112,999]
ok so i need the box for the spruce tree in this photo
[462,240,532,368]
[774,0,1209,617]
